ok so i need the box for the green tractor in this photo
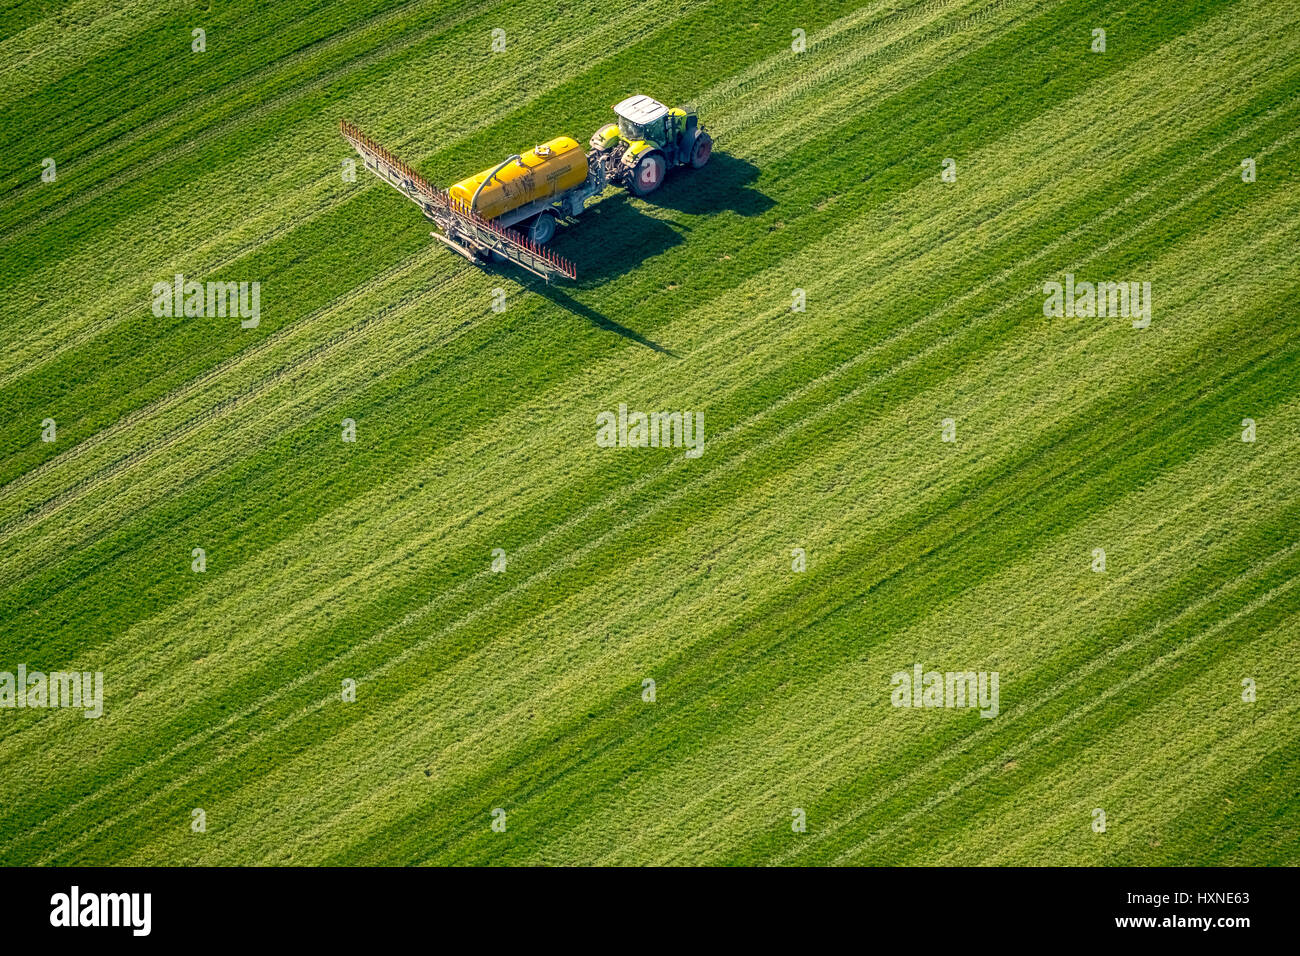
[589,94,712,197]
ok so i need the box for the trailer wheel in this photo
[628,151,666,197]
[527,211,557,245]
[690,132,713,168]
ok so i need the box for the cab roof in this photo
[614,95,668,125]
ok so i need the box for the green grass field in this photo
[1,0,1297,866]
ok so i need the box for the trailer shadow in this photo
[551,192,685,285]
[650,152,773,217]
[536,284,676,355]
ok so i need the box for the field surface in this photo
[1,0,1297,865]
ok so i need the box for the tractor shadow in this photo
[545,153,770,284]
[509,153,771,355]
[649,152,773,218]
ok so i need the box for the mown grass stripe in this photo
[7,93,1289,858]
[1,0,1295,865]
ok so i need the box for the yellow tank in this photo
[449,136,588,221]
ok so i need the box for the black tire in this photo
[690,132,713,169]
[527,211,556,245]
[628,151,666,197]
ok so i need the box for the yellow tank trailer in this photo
[449,136,588,221]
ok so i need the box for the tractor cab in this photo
[614,94,669,146]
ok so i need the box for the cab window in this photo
[618,117,647,141]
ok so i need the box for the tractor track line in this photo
[280,402,1300,866]
[826,583,1300,865]
[2,0,1279,494]
[284,174,1300,868]
[25,190,1290,861]
[0,0,502,217]
[762,547,1300,866]
[7,77,1288,579]
[608,424,1300,865]
[0,0,707,382]
[7,26,1289,858]
[4,106,1288,840]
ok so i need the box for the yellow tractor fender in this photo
[620,139,657,168]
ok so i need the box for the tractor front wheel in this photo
[690,132,713,168]
[628,151,666,197]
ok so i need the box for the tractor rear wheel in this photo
[628,151,666,196]
[527,211,557,245]
[690,132,713,168]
